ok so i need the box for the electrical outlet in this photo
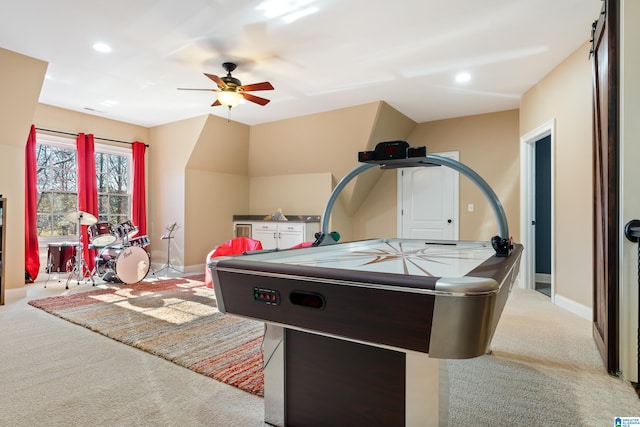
[467,203,474,212]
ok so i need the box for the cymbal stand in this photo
[156,226,181,275]
[66,217,95,289]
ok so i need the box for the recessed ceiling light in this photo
[455,72,471,83]
[93,42,112,53]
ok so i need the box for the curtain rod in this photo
[35,127,149,147]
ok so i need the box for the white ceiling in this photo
[0,0,602,127]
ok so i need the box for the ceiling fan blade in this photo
[211,99,222,107]
[204,73,227,89]
[177,88,217,91]
[239,81,274,92]
[243,92,270,106]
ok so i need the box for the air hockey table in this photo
[210,238,523,426]
[209,141,523,426]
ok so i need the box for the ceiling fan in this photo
[178,62,274,109]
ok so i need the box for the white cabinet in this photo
[252,222,278,249]
[251,221,319,250]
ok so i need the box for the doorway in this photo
[534,135,552,297]
[520,120,555,301]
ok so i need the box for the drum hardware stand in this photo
[157,222,181,275]
[43,252,58,288]
[64,211,97,289]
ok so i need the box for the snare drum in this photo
[88,222,117,247]
[129,235,150,248]
[47,242,81,273]
[96,245,149,284]
[117,220,138,240]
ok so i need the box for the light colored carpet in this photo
[1,275,639,426]
[27,276,265,396]
[447,287,640,426]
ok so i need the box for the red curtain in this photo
[131,141,147,236]
[25,125,40,281]
[76,133,98,272]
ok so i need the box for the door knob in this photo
[447,219,452,223]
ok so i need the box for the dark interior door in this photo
[591,0,619,375]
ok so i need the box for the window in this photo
[36,134,132,240]
[36,143,78,237]
[96,152,130,226]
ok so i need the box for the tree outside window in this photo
[36,138,131,239]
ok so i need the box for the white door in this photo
[398,151,459,240]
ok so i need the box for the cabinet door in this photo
[278,223,305,249]
[253,223,278,250]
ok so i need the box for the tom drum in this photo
[129,235,150,248]
[88,222,117,247]
[117,220,139,240]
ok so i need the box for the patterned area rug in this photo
[28,276,265,396]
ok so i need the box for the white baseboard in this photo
[554,293,592,321]
[183,263,206,275]
[150,262,205,276]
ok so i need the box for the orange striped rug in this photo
[28,275,265,396]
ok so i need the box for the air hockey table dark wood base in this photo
[209,239,523,427]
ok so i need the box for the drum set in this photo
[45,210,152,287]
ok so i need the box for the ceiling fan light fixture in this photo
[217,90,244,108]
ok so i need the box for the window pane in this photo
[98,194,109,213]
[36,144,78,238]
[95,152,107,174]
[37,192,52,212]
[110,195,129,213]
[53,213,76,236]
[37,214,52,237]
[52,193,76,213]
[97,173,108,192]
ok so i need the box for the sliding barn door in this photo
[591,0,619,375]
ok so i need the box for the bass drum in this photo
[96,245,149,284]
[114,246,150,284]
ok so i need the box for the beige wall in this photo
[249,173,332,217]
[34,104,149,144]
[409,110,521,241]
[520,42,593,307]
[357,110,520,241]
[0,48,47,300]
[148,115,207,266]
[185,170,249,264]
[250,102,416,241]
[148,113,251,267]
[183,115,251,265]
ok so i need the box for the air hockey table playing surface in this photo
[210,238,523,359]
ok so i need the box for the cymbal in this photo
[65,210,98,226]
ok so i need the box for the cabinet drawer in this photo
[254,223,277,231]
[279,223,304,232]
